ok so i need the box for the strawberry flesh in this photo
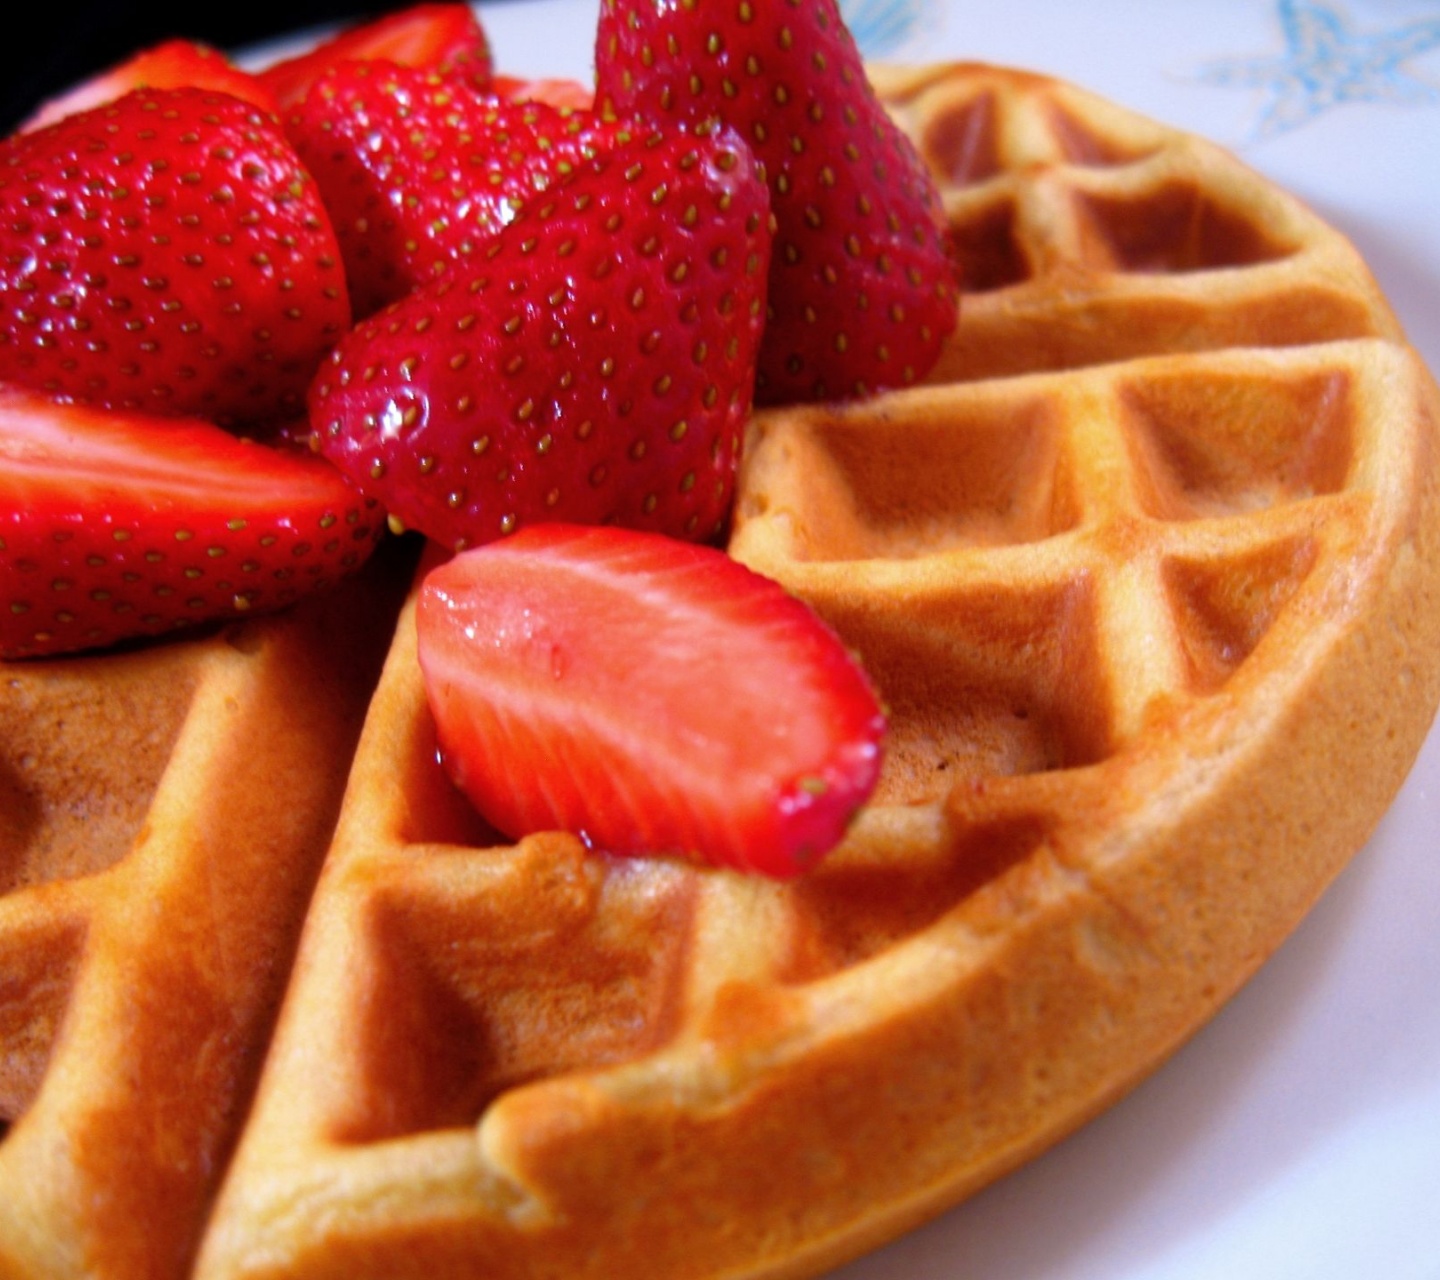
[416,524,885,877]
[20,39,279,132]
[309,123,772,550]
[492,75,597,112]
[259,2,494,110]
[0,88,351,427]
[285,63,630,318]
[595,0,958,405]
[0,383,383,659]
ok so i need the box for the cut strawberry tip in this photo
[19,39,279,132]
[259,1,495,109]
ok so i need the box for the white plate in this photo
[250,2,1440,1276]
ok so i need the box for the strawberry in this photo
[285,63,629,317]
[492,74,596,113]
[308,123,772,550]
[259,2,494,110]
[0,88,351,427]
[20,39,279,132]
[416,524,885,877]
[594,0,959,405]
[0,383,383,660]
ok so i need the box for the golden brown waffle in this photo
[0,552,408,1280]
[869,63,1406,378]
[193,64,1440,1280]
[5,61,1440,1280]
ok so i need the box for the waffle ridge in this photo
[5,61,1440,1280]
[0,557,407,1279]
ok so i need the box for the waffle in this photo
[6,60,1440,1280]
[0,548,409,1279]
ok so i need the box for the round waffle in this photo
[4,60,1440,1280]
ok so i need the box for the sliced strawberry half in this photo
[0,384,383,660]
[20,38,279,132]
[259,2,494,110]
[416,524,885,878]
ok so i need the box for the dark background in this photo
[0,0,408,136]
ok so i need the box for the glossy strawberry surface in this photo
[417,524,885,877]
[259,2,494,110]
[0,384,382,659]
[285,63,629,317]
[596,0,958,404]
[0,88,350,426]
[309,123,773,550]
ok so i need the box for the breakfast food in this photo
[306,114,773,547]
[257,1,493,110]
[283,62,627,318]
[594,0,958,406]
[3,11,1439,1280]
[0,385,383,660]
[0,542,407,1279]
[0,87,351,427]
[416,525,886,878]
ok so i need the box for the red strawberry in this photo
[259,2,493,110]
[0,383,384,660]
[0,88,351,427]
[20,39,279,132]
[492,74,596,112]
[595,0,958,405]
[285,63,629,317]
[308,123,772,550]
[416,524,885,877]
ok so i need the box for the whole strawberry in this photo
[0,384,383,660]
[308,124,772,550]
[285,63,630,317]
[0,88,350,427]
[595,0,958,405]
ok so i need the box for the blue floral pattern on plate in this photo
[838,0,931,58]
[1198,0,1440,138]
